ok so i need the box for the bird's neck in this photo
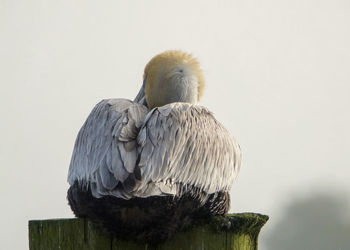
[147,69,198,109]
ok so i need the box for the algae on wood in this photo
[29,213,268,250]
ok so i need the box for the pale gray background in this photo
[1,1,349,249]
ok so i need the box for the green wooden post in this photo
[29,213,268,250]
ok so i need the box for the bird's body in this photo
[67,51,241,244]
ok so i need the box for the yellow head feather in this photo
[144,50,205,109]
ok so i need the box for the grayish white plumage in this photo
[68,50,241,205]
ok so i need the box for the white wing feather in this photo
[135,103,241,198]
[68,98,148,198]
[68,100,241,200]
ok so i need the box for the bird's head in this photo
[134,50,205,109]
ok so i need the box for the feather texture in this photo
[68,100,241,202]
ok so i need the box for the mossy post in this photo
[29,213,268,250]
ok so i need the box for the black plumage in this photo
[68,181,230,244]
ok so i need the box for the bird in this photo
[67,50,241,244]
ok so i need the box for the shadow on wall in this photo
[264,188,350,250]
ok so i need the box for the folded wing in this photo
[134,103,241,198]
[68,99,148,199]
[68,101,241,200]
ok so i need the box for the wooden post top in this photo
[29,213,268,250]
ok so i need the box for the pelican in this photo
[67,50,241,243]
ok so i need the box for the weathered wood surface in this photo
[29,213,268,250]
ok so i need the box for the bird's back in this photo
[67,99,240,244]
